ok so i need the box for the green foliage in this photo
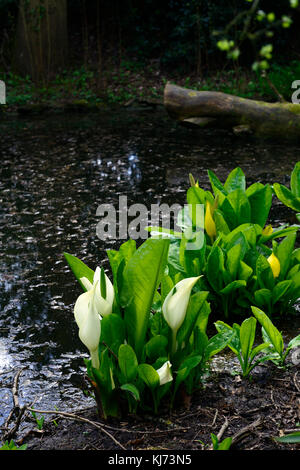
[273,162,300,213]
[0,440,27,450]
[65,165,300,419]
[65,237,233,419]
[210,433,232,450]
[216,306,300,376]
[215,317,271,377]
[252,306,300,367]
[274,430,300,444]
[151,167,300,319]
[215,0,298,71]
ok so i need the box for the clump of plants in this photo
[149,166,300,319]
[64,238,234,419]
[65,164,300,420]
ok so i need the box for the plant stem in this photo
[171,329,178,355]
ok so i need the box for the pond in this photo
[0,106,299,431]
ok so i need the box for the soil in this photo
[14,362,299,452]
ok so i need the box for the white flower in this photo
[80,266,114,317]
[74,281,101,368]
[162,276,201,354]
[156,361,173,386]
[162,276,201,333]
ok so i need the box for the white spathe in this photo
[156,361,173,386]
[74,281,101,368]
[80,266,114,317]
[162,276,201,333]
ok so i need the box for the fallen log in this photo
[164,82,300,139]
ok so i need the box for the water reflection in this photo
[0,108,300,428]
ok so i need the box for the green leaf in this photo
[214,209,231,235]
[272,280,293,304]
[227,189,251,226]
[226,244,242,280]
[118,344,138,383]
[100,314,126,356]
[274,431,300,444]
[204,329,235,360]
[256,255,274,290]
[207,245,225,292]
[259,225,299,244]
[63,252,94,291]
[224,167,246,193]
[273,183,300,212]
[254,288,272,308]
[137,364,160,390]
[215,321,240,356]
[208,169,227,195]
[123,238,170,360]
[120,383,140,402]
[177,291,209,347]
[238,260,253,282]
[240,317,256,365]
[287,334,300,351]
[145,335,168,362]
[186,185,206,206]
[246,183,273,227]
[290,162,300,198]
[251,307,284,356]
[224,229,250,259]
[217,437,233,450]
[276,233,296,279]
[220,280,246,295]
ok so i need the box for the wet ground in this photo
[0,106,299,449]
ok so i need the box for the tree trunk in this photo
[164,82,300,139]
[14,0,68,83]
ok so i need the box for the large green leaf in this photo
[186,185,206,206]
[120,383,140,402]
[100,314,126,355]
[246,183,273,228]
[276,233,296,279]
[204,329,235,360]
[240,317,256,365]
[290,162,300,198]
[220,279,246,295]
[208,169,227,196]
[137,364,160,390]
[224,167,246,193]
[206,245,225,292]
[273,183,300,212]
[176,291,209,347]
[118,344,138,383]
[226,244,242,280]
[272,280,293,304]
[251,307,284,356]
[227,189,251,226]
[123,238,170,360]
[145,335,168,361]
[274,431,300,444]
[64,252,94,291]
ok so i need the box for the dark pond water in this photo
[0,106,300,429]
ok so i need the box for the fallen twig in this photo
[216,416,229,441]
[2,368,26,439]
[231,417,262,445]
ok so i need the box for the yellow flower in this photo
[205,201,217,241]
[267,252,280,278]
[262,225,273,236]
